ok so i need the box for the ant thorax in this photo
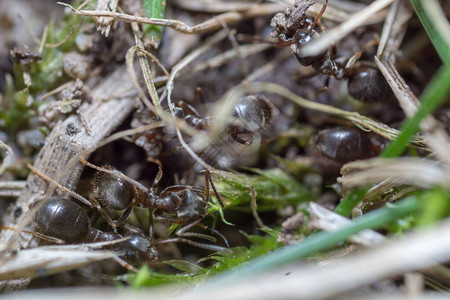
[144,190,183,213]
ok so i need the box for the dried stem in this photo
[58,2,284,34]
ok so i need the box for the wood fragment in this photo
[0,66,136,291]
[0,246,115,281]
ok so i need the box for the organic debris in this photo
[0,0,449,298]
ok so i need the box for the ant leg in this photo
[121,223,147,236]
[211,229,230,248]
[0,226,65,244]
[309,0,328,34]
[113,206,133,228]
[204,170,225,208]
[148,210,155,239]
[27,163,93,208]
[176,220,204,234]
[177,231,217,243]
[195,87,207,105]
[85,195,119,232]
[154,214,176,224]
[79,158,149,193]
[203,173,211,205]
[146,157,163,193]
[176,100,202,118]
[156,237,230,253]
[159,185,197,197]
[175,220,216,242]
[113,257,139,272]
[227,126,252,146]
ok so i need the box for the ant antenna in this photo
[27,163,93,208]
[79,158,149,193]
[309,0,328,34]
[147,157,163,192]
[203,170,225,208]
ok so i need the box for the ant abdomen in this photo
[313,127,373,164]
[233,95,273,132]
[33,198,90,243]
[31,197,158,266]
[120,233,158,265]
[93,166,136,211]
[347,67,391,102]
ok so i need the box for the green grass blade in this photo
[202,197,419,288]
[410,0,450,65]
[335,64,450,216]
[334,186,369,216]
[381,64,450,158]
[143,0,166,48]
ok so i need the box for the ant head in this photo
[154,191,183,212]
[175,189,208,222]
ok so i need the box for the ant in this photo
[3,197,228,271]
[80,158,225,236]
[175,94,273,146]
[270,0,391,102]
[27,160,229,253]
[1,197,158,271]
[132,93,273,158]
[130,93,273,171]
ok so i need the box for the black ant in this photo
[175,94,273,146]
[2,196,228,271]
[134,93,272,145]
[80,158,225,235]
[270,0,391,102]
[27,160,229,253]
[130,94,273,170]
[1,197,157,271]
